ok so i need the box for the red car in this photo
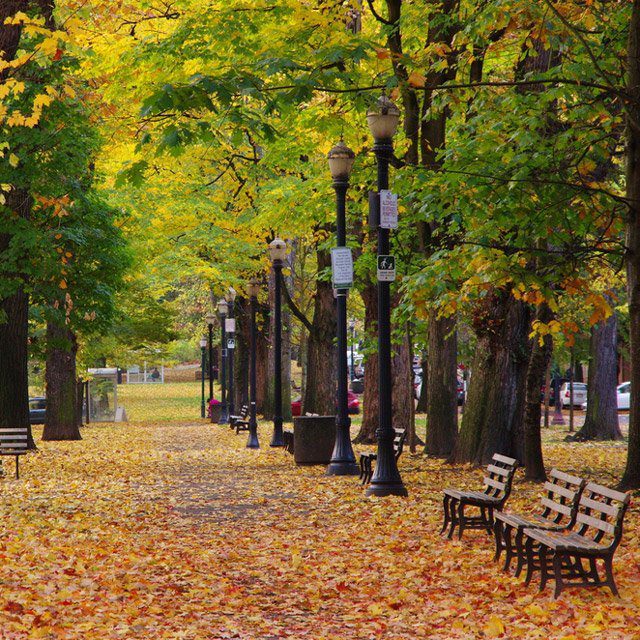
[291,392,360,416]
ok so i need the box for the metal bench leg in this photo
[493,520,503,562]
[441,495,451,534]
[456,501,466,539]
[603,555,619,597]
[539,545,550,593]
[502,524,515,571]
[447,498,459,539]
[514,529,526,577]
[552,551,564,598]
[524,537,536,585]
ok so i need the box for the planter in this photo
[351,379,364,394]
[293,415,336,465]
[209,403,221,423]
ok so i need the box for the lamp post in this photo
[365,95,408,497]
[349,320,356,381]
[269,237,287,447]
[246,278,261,448]
[326,139,359,476]
[205,312,216,423]
[200,336,207,418]
[226,286,237,420]
[217,298,229,424]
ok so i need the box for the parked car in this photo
[291,391,360,417]
[617,381,630,410]
[560,382,588,408]
[29,396,46,424]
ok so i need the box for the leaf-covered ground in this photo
[1,416,638,639]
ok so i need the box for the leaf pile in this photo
[0,421,638,638]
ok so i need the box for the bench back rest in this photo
[482,453,518,506]
[539,468,585,526]
[0,427,29,452]
[574,482,630,549]
[393,429,407,460]
[241,405,249,417]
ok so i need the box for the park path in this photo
[0,420,637,639]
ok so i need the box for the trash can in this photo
[293,415,336,465]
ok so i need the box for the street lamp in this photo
[199,336,207,418]
[246,278,261,449]
[365,94,407,497]
[349,320,356,381]
[269,237,287,447]
[326,138,359,477]
[226,286,237,421]
[217,298,229,424]
[205,312,216,423]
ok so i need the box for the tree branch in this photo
[279,271,314,333]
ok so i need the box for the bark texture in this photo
[302,248,336,415]
[451,291,530,464]
[392,323,416,448]
[424,314,458,457]
[621,0,640,488]
[522,304,552,481]
[573,314,622,441]
[354,282,378,443]
[43,322,81,441]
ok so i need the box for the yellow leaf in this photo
[9,153,19,167]
[484,615,505,637]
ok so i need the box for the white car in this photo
[617,382,630,410]
[580,382,631,411]
[560,382,588,408]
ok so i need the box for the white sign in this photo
[225,318,236,333]
[379,190,398,229]
[377,255,396,282]
[331,247,354,288]
[227,338,235,350]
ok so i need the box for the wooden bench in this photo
[441,453,518,539]
[283,430,294,454]
[359,428,406,485]
[230,405,249,432]
[522,482,630,597]
[0,427,29,479]
[493,469,584,575]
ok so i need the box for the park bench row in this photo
[441,453,631,597]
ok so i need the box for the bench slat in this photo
[540,497,572,516]
[486,464,510,478]
[580,496,620,517]
[544,482,579,500]
[576,512,616,534]
[483,476,506,491]
[585,482,630,504]
[549,469,584,486]
[492,453,518,466]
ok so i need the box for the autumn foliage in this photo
[0,418,637,638]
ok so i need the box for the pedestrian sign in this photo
[377,255,396,282]
[227,338,235,350]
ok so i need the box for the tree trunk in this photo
[0,189,36,450]
[354,282,378,443]
[425,314,458,457]
[255,299,269,416]
[621,0,640,488]
[43,322,81,441]
[451,291,530,464]
[574,313,622,441]
[302,248,336,414]
[233,297,249,409]
[522,304,552,481]
[392,322,416,447]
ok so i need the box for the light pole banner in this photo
[331,247,354,288]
